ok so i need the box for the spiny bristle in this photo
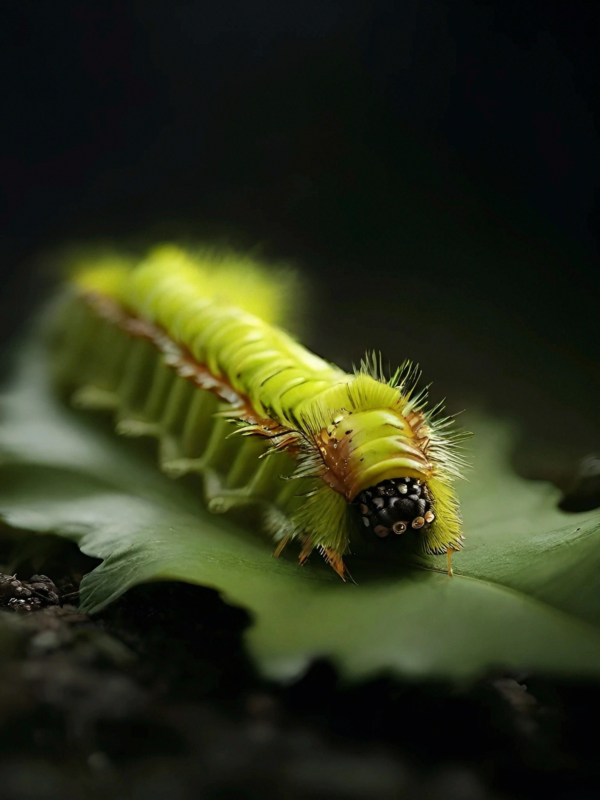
[357,351,421,396]
[357,350,471,484]
[426,415,471,481]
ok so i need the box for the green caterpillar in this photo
[50,244,468,579]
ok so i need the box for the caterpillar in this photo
[49,244,468,579]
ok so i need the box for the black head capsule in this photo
[356,478,435,539]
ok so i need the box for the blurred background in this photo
[2,0,600,494]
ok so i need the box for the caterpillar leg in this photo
[297,538,353,582]
[322,548,355,583]
[447,546,454,577]
[298,538,313,566]
[273,535,291,558]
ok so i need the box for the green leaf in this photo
[1,334,600,683]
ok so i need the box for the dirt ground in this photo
[1,538,599,800]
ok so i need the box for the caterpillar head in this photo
[312,404,463,554]
[355,477,435,539]
[305,382,466,556]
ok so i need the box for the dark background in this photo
[2,0,600,488]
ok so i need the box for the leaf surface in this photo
[1,336,600,682]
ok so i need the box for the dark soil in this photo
[1,539,599,800]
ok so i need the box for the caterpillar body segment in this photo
[50,245,468,578]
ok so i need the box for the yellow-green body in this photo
[52,244,467,575]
